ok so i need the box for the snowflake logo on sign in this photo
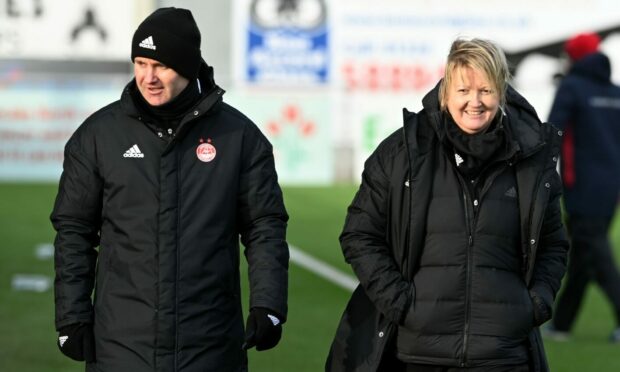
[196,138,216,162]
[265,104,316,138]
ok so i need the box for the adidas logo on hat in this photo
[139,36,156,50]
[131,8,202,79]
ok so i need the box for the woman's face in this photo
[445,66,500,134]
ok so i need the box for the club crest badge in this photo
[196,142,216,162]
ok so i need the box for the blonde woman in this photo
[327,38,569,372]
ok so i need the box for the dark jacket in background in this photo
[326,84,568,371]
[548,52,620,217]
[51,63,289,372]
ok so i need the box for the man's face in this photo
[134,57,189,106]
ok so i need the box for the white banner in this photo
[0,0,138,60]
[3,0,620,183]
[329,0,620,176]
[0,83,123,180]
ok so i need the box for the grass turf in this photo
[0,183,619,371]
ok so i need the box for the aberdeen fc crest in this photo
[196,139,216,162]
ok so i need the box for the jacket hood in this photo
[197,59,217,92]
[413,80,547,159]
[569,52,611,83]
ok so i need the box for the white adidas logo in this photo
[123,144,144,158]
[139,36,156,50]
[59,335,68,347]
[267,314,280,326]
[454,153,464,166]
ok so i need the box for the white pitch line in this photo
[289,245,358,292]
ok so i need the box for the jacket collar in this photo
[503,86,546,160]
[569,52,611,83]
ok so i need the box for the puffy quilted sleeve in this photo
[51,126,102,330]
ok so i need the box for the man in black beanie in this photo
[51,7,289,372]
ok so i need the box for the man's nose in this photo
[144,67,158,82]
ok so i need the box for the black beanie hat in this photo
[131,7,202,80]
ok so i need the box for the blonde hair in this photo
[439,37,511,110]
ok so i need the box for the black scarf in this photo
[443,113,507,179]
[132,78,202,130]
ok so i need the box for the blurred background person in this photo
[545,32,620,343]
[327,37,568,371]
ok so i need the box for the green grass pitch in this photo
[0,183,619,371]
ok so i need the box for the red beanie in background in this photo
[565,32,601,61]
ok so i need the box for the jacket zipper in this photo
[457,165,511,366]
[445,147,477,367]
[174,147,182,372]
[460,186,474,367]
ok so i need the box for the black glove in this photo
[243,307,283,351]
[57,323,96,362]
[530,291,552,326]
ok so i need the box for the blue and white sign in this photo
[238,0,330,85]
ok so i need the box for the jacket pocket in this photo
[530,290,552,326]
[512,283,536,336]
[400,283,417,328]
[94,245,113,306]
